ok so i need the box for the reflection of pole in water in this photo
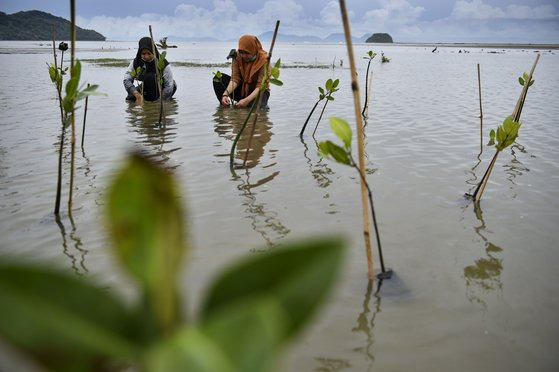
[463,203,503,308]
[55,214,88,276]
[237,168,290,249]
[125,101,181,169]
[351,281,382,372]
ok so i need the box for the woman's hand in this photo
[133,90,143,104]
[221,95,231,106]
[235,98,249,108]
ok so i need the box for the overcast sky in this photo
[1,0,558,42]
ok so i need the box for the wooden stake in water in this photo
[81,83,90,148]
[68,0,76,213]
[242,20,280,167]
[149,25,165,126]
[338,0,375,282]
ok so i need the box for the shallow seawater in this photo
[1,41,558,371]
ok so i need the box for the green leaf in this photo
[523,72,529,81]
[145,327,237,372]
[487,129,495,146]
[319,94,325,100]
[271,67,280,79]
[202,297,287,372]
[319,141,351,165]
[528,79,535,87]
[329,116,352,149]
[200,238,344,339]
[318,87,325,95]
[518,77,525,86]
[269,78,283,86]
[333,79,339,89]
[368,50,373,57]
[326,96,334,101]
[0,262,139,371]
[107,153,186,334]
[325,79,333,91]
[76,84,107,101]
[495,115,521,151]
[274,58,281,69]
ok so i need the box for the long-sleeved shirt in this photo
[231,59,270,95]
[123,61,175,100]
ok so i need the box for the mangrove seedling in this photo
[129,65,145,99]
[469,55,539,202]
[361,50,377,118]
[299,78,340,138]
[318,117,391,280]
[213,70,234,107]
[0,152,344,372]
[381,52,390,63]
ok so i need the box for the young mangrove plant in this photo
[213,70,234,107]
[48,29,68,215]
[0,152,344,372]
[230,20,282,170]
[129,64,145,100]
[299,78,340,138]
[469,54,540,202]
[381,52,390,63]
[361,50,376,118]
[319,117,391,280]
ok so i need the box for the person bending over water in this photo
[124,37,177,103]
[214,35,271,108]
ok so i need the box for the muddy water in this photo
[1,41,558,371]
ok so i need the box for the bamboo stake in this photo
[242,20,280,167]
[81,83,89,148]
[149,25,165,126]
[68,0,76,213]
[52,25,65,215]
[339,0,375,282]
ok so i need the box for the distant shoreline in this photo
[383,42,559,50]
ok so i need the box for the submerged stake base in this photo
[376,269,393,280]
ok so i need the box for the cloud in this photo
[75,0,559,43]
[451,0,558,20]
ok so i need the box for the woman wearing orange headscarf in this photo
[217,35,271,108]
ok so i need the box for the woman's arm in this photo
[124,61,142,102]
[161,65,175,100]
[221,80,238,106]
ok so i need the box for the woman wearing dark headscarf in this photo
[215,35,271,108]
[124,37,177,103]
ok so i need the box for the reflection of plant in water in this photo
[351,282,382,371]
[0,153,344,371]
[314,357,351,371]
[55,214,88,276]
[301,137,335,189]
[126,100,181,169]
[464,203,503,307]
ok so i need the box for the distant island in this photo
[366,33,393,43]
[0,10,105,41]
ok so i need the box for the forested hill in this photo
[0,10,105,41]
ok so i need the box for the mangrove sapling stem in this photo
[300,99,321,138]
[242,20,280,168]
[478,64,483,151]
[365,70,373,121]
[51,26,65,215]
[68,0,76,213]
[312,99,330,137]
[339,0,376,282]
[230,92,260,170]
[473,150,499,202]
[349,153,390,277]
[361,58,373,118]
[81,83,89,148]
[149,25,165,126]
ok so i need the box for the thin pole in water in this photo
[338,0,375,282]
[242,20,280,168]
[81,83,89,148]
[477,63,483,151]
[149,25,165,126]
[68,0,76,213]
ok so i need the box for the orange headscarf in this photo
[237,35,268,97]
